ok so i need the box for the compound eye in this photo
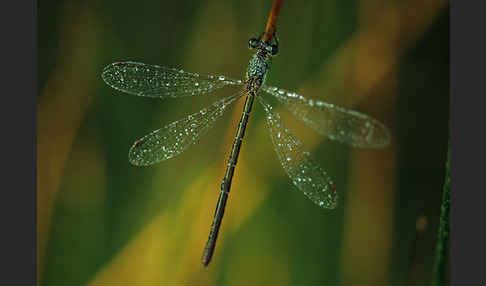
[265,44,273,53]
[270,44,278,55]
[248,38,259,49]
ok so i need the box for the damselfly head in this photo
[248,37,279,57]
[248,38,260,49]
[266,44,278,56]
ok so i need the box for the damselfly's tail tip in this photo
[201,249,214,268]
[201,258,211,269]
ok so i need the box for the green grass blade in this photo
[431,142,450,286]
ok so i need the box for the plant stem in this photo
[431,143,450,286]
[262,0,285,43]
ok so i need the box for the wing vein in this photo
[129,90,246,166]
[258,96,338,209]
[102,61,244,98]
[261,85,390,148]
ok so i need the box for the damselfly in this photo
[101,34,390,267]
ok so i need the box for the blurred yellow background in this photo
[38,0,449,286]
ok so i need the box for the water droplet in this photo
[277,132,281,138]
[319,201,324,207]
[286,157,291,161]
[194,82,199,86]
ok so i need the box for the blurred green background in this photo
[38,0,449,286]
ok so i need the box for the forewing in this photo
[259,97,338,209]
[129,91,245,166]
[261,85,390,148]
[102,61,243,98]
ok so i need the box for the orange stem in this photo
[262,0,285,43]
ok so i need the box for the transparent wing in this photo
[261,85,391,148]
[129,90,246,166]
[102,61,244,98]
[258,97,338,209]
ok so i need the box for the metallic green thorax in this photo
[245,50,271,93]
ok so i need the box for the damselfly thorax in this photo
[245,36,278,94]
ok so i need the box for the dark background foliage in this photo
[38,1,449,285]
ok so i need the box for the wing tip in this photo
[101,62,125,85]
[367,119,392,149]
[101,61,140,76]
[128,143,153,167]
[317,191,338,210]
